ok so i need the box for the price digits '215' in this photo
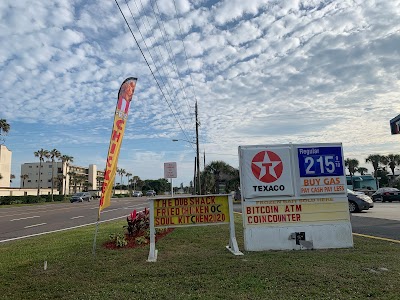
[298,147,344,177]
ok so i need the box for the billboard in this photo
[390,114,400,135]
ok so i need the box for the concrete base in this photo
[244,223,354,251]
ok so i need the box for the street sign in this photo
[164,162,177,179]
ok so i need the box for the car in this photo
[146,190,156,196]
[347,189,374,213]
[132,191,143,197]
[371,187,400,202]
[70,192,93,203]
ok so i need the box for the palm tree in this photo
[357,167,368,175]
[366,154,386,189]
[34,148,50,196]
[117,168,126,194]
[386,154,400,183]
[203,161,237,194]
[344,158,359,189]
[0,119,10,143]
[60,155,74,196]
[20,174,29,188]
[49,149,61,201]
[10,174,15,184]
[126,172,132,193]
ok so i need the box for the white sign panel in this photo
[239,146,294,199]
[239,143,352,251]
[164,162,177,178]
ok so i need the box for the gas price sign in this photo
[298,147,344,177]
[297,146,346,195]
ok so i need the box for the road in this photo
[0,197,148,243]
[0,198,399,243]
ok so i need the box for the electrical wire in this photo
[114,0,194,150]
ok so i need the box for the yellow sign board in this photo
[153,195,230,227]
[245,198,349,226]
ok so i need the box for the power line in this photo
[114,0,194,148]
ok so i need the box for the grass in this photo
[0,214,399,299]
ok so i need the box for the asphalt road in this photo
[1,198,399,243]
[0,197,148,243]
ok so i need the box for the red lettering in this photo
[116,119,124,130]
[112,130,121,143]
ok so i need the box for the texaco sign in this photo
[239,146,294,199]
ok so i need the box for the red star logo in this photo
[251,150,283,183]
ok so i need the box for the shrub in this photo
[109,233,128,247]
[124,208,149,236]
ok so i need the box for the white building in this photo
[0,145,12,187]
[20,162,103,195]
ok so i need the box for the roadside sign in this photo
[147,194,243,262]
[164,162,177,178]
[297,146,346,195]
[239,143,352,251]
[239,146,294,199]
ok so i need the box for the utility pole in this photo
[195,100,201,195]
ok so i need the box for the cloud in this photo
[2,0,400,187]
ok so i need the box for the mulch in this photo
[103,228,174,250]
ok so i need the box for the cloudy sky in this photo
[1,0,400,187]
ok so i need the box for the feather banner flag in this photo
[98,77,137,217]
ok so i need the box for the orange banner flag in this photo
[98,77,137,216]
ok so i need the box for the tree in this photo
[49,149,61,201]
[10,174,15,183]
[357,167,368,175]
[385,154,400,183]
[366,154,386,189]
[60,155,74,195]
[0,119,10,143]
[126,172,132,193]
[20,174,29,188]
[202,161,239,194]
[34,148,50,196]
[344,158,359,189]
[117,168,126,194]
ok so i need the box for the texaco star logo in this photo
[251,150,283,183]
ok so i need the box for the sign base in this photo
[244,223,353,251]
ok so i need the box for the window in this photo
[28,180,31,182]
[48,172,52,176]
[49,165,52,168]
[29,166,32,168]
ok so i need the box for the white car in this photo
[132,191,143,197]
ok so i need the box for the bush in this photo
[109,233,128,247]
[124,208,150,236]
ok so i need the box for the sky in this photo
[1,0,400,187]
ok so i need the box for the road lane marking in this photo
[0,206,147,244]
[24,223,47,229]
[71,216,84,220]
[353,233,400,244]
[10,216,40,222]
[102,208,119,213]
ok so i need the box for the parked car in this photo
[146,190,156,196]
[372,187,400,202]
[347,189,374,213]
[132,191,143,197]
[70,192,93,203]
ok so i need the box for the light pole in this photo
[172,138,201,195]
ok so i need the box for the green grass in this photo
[0,215,399,300]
